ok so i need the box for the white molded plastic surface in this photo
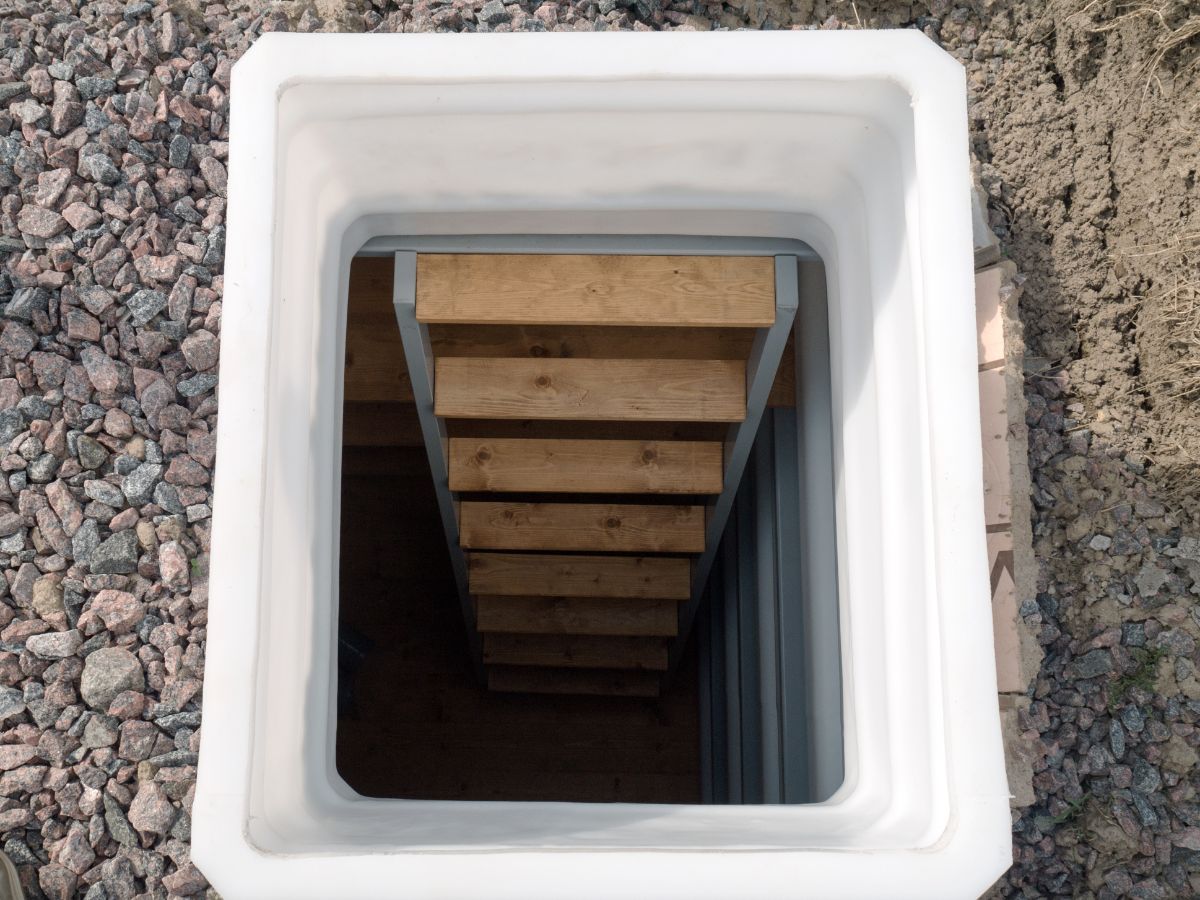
[195,31,1012,899]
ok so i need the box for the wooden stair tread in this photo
[353,251,796,697]
[474,595,678,637]
[459,501,705,553]
[482,633,669,671]
[344,257,796,407]
[486,665,661,697]
[448,437,723,494]
[416,254,775,327]
[469,553,690,600]
[434,357,746,422]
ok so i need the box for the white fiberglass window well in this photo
[196,31,1012,900]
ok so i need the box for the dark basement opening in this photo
[334,244,843,805]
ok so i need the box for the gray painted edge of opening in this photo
[359,234,823,260]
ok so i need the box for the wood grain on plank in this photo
[416,254,775,327]
[469,552,690,600]
[447,438,723,494]
[482,633,669,671]
[487,665,661,697]
[474,595,678,637]
[433,323,796,407]
[435,357,745,422]
[459,501,705,553]
[344,257,797,406]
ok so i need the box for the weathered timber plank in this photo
[447,438,723,494]
[459,501,705,553]
[344,257,795,405]
[415,254,774,327]
[469,553,690,600]
[435,357,746,422]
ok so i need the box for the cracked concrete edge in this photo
[976,257,1041,814]
[972,170,1003,270]
[997,264,1040,684]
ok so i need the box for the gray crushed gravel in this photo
[2,0,1198,898]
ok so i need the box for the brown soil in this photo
[969,1,1200,507]
[740,0,1200,508]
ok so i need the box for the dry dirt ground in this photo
[0,0,1197,897]
[939,3,1200,895]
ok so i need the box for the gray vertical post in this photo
[754,415,783,804]
[392,251,484,681]
[697,586,714,804]
[707,563,730,805]
[670,255,800,674]
[735,478,763,804]
[721,524,742,804]
[794,258,843,800]
[771,405,810,803]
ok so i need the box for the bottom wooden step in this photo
[487,665,661,697]
[482,633,669,671]
[474,595,678,637]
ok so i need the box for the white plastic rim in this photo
[195,31,1012,899]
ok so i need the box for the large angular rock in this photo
[80,647,144,710]
[78,589,144,636]
[84,479,125,508]
[61,201,100,230]
[4,286,48,321]
[80,345,121,392]
[181,329,219,371]
[128,780,176,838]
[198,155,227,196]
[88,528,139,574]
[52,823,95,875]
[122,462,162,506]
[31,576,66,627]
[0,686,25,723]
[16,204,66,239]
[125,289,168,326]
[159,541,190,589]
[26,630,82,660]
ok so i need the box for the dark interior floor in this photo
[335,443,701,803]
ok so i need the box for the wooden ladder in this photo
[394,251,797,697]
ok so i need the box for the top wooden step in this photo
[415,254,775,328]
[343,256,796,409]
